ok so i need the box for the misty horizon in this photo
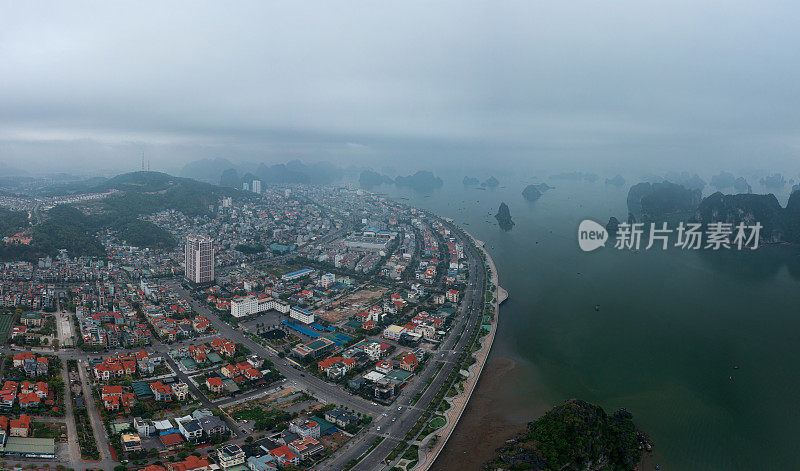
[2,1,800,179]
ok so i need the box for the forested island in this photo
[485,399,651,471]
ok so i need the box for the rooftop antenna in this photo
[141,152,145,171]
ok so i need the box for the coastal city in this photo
[0,179,505,471]
[7,2,800,469]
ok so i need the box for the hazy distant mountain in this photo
[359,169,393,188]
[219,168,240,188]
[253,160,344,185]
[394,170,443,191]
[663,171,706,191]
[733,177,752,194]
[180,157,236,183]
[760,173,786,188]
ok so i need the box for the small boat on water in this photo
[594,305,600,311]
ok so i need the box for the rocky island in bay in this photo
[495,202,514,230]
[485,399,652,471]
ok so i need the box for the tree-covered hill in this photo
[0,207,29,237]
[485,399,649,471]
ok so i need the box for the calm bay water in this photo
[380,178,800,470]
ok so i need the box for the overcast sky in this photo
[1,1,799,177]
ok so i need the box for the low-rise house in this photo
[166,454,212,471]
[217,444,245,469]
[246,454,278,471]
[10,415,31,437]
[205,377,224,394]
[288,436,325,460]
[289,417,320,438]
[150,381,172,401]
[198,415,228,436]
[171,382,189,401]
[324,408,360,429]
[177,418,203,443]
[400,352,418,372]
[122,433,142,451]
[268,446,299,467]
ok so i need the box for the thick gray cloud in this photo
[1,0,799,175]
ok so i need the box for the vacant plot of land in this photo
[315,286,388,323]
[33,421,68,442]
[319,431,350,452]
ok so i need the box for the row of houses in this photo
[0,380,49,410]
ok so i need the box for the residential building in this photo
[10,415,31,437]
[166,455,212,471]
[185,235,215,285]
[289,306,314,324]
[217,444,245,469]
[246,454,278,471]
[121,433,142,451]
[289,417,320,438]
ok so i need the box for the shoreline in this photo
[415,230,505,470]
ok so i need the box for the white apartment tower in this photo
[251,180,262,194]
[185,235,215,284]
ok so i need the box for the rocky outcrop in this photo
[463,176,480,186]
[483,176,500,187]
[760,173,786,188]
[495,202,514,231]
[394,170,443,190]
[694,191,800,244]
[626,182,702,219]
[484,399,650,471]
[522,185,543,201]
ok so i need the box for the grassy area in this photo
[420,415,447,437]
[0,314,14,343]
[32,421,67,442]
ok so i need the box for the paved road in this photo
[77,357,118,468]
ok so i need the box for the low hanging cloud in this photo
[1,1,799,175]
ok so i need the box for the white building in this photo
[185,235,215,285]
[289,418,321,438]
[290,306,314,324]
[231,295,289,318]
[251,180,261,194]
[383,324,405,340]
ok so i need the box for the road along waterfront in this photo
[415,230,507,470]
